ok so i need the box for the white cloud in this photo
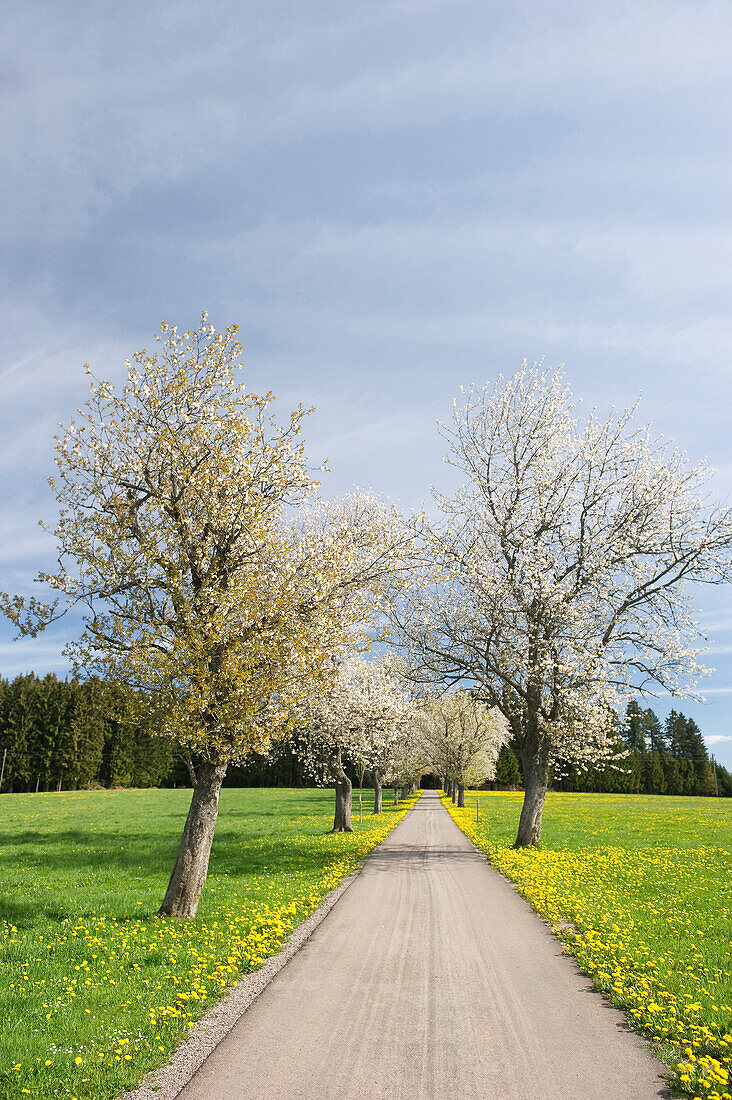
[188,215,732,381]
[697,610,732,633]
[254,3,732,141]
[705,735,732,745]
[574,225,732,305]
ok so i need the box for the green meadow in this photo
[447,792,732,1100]
[0,787,415,1100]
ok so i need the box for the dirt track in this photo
[179,790,668,1100]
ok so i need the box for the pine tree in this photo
[626,751,644,793]
[645,709,665,753]
[684,717,714,794]
[663,753,684,795]
[1,674,41,791]
[495,744,522,786]
[624,701,647,752]
[665,710,687,757]
[645,751,667,794]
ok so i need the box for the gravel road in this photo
[178,790,668,1100]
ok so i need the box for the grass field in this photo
[445,791,732,1100]
[0,785,417,1100]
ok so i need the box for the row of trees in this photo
[387,367,732,846]
[0,658,512,830]
[3,316,731,918]
[294,657,509,826]
[4,672,728,799]
[554,704,731,796]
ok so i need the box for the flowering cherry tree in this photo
[2,318,408,916]
[390,363,732,846]
[383,725,426,804]
[420,691,508,805]
[357,656,419,813]
[296,654,418,830]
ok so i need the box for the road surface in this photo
[179,790,668,1100]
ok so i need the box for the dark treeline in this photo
[0,674,174,792]
[1,674,731,797]
[492,699,732,796]
[0,672,318,793]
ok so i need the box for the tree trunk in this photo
[371,771,383,814]
[332,762,353,832]
[515,712,550,847]
[457,784,465,808]
[393,785,399,805]
[451,779,457,803]
[183,754,198,789]
[159,759,228,919]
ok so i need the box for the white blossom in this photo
[389,361,732,844]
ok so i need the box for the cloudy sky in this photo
[3,0,732,764]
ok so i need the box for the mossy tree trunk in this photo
[158,759,228,919]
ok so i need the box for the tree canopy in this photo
[389,363,732,844]
[1,317,409,916]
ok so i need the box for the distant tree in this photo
[97,683,174,788]
[63,679,106,789]
[664,711,714,794]
[420,691,509,807]
[0,674,108,791]
[625,750,644,794]
[645,710,666,754]
[296,655,417,831]
[712,758,732,797]
[665,711,687,758]
[683,718,715,793]
[43,676,77,789]
[130,729,175,787]
[0,678,6,791]
[358,659,420,814]
[0,674,49,791]
[98,683,142,787]
[645,751,668,794]
[383,731,425,804]
[624,701,646,752]
[660,753,680,794]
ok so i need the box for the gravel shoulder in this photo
[118,867,360,1100]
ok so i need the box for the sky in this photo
[2,0,732,765]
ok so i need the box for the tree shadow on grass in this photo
[0,894,69,928]
[0,825,361,880]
